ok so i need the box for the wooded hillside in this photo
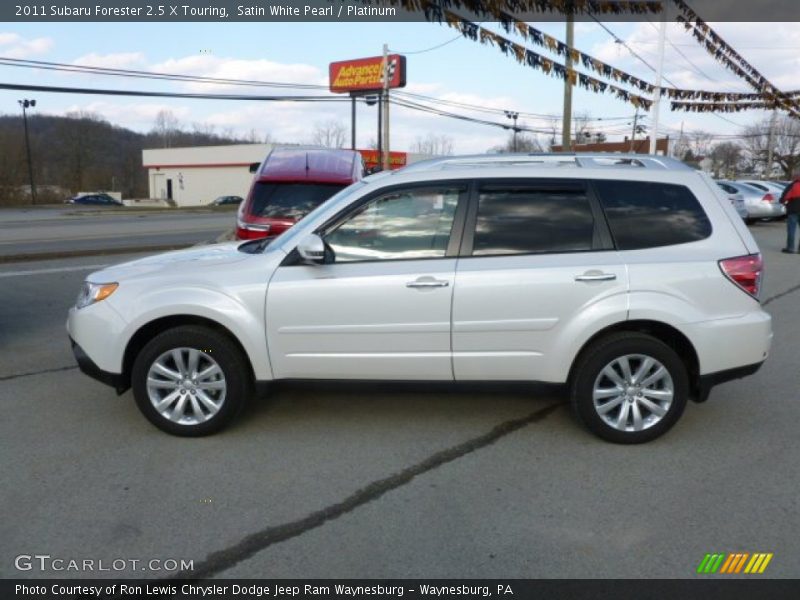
[0,111,250,205]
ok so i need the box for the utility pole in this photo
[376,92,383,169]
[629,107,640,153]
[350,95,356,150]
[505,111,519,152]
[382,43,390,171]
[18,98,37,204]
[561,6,574,151]
[766,109,778,177]
[649,14,667,155]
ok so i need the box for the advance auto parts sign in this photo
[329,55,406,93]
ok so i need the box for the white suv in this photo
[67,154,772,443]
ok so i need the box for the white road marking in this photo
[0,264,109,278]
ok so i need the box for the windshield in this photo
[250,182,347,220]
[267,181,367,251]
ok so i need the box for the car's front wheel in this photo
[131,326,252,436]
[570,332,688,444]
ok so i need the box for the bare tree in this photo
[411,133,455,156]
[61,110,108,192]
[311,120,347,148]
[709,142,743,178]
[152,109,181,148]
[689,130,714,159]
[191,122,216,138]
[245,128,261,143]
[742,115,800,178]
[490,132,542,153]
[672,130,692,161]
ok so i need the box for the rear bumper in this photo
[684,309,772,376]
[695,361,764,402]
[70,338,128,394]
[746,202,785,219]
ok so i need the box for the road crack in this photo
[170,402,562,580]
[763,281,800,307]
[0,365,77,382]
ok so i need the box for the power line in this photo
[389,30,467,55]
[644,20,720,84]
[590,19,749,129]
[390,96,553,135]
[1,53,651,135]
[0,81,348,102]
[0,56,330,90]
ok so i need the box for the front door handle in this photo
[575,272,617,282]
[406,278,450,289]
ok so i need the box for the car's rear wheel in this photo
[131,326,251,436]
[570,332,688,444]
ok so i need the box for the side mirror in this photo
[249,162,260,173]
[296,234,326,264]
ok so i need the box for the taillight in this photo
[236,219,272,240]
[763,193,775,203]
[719,254,763,298]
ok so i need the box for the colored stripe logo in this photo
[697,552,773,574]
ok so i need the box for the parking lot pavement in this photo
[1,221,798,579]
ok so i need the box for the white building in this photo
[142,144,432,207]
[143,144,273,206]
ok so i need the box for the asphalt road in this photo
[0,220,798,580]
[0,206,234,260]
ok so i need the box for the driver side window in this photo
[323,187,463,263]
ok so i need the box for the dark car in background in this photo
[210,195,244,206]
[236,147,364,240]
[66,193,123,206]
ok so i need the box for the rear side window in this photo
[249,182,347,220]
[594,180,711,250]
[472,185,596,256]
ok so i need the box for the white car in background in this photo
[68,154,772,444]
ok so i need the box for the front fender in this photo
[114,285,272,380]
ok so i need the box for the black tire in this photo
[570,332,688,444]
[131,325,252,436]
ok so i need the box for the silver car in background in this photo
[714,183,748,220]
[739,180,787,195]
[717,180,785,221]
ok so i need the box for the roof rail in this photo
[400,152,692,173]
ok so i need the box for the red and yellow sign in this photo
[329,55,406,93]
[358,150,407,170]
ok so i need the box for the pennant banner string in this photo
[671,0,800,118]
[441,10,654,111]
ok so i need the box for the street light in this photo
[505,110,519,152]
[18,99,37,204]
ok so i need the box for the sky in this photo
[1,20,799,153]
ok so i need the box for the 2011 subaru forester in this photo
[67,154,772,443]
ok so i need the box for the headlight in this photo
[76,281,118,309]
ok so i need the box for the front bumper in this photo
[70,338,128,394]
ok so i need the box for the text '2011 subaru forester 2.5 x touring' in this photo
[67,154,772,443]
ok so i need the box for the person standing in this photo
[780,173,800,253]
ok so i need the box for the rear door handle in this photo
[575,273,617,282]
[406,278,450,289]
